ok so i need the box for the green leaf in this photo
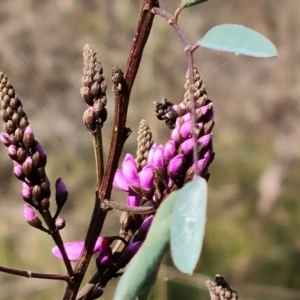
[113,191,179,300]
[170,176,207,274]
[198,24,278,58]
[180,0,208,9]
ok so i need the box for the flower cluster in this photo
[0,71,68,231]
[116,66,214,209]
[49,67,214,281]
[81,44,108,132]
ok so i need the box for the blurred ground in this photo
[0,0,300,299]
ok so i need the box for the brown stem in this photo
[104,199,156,214]
[0,265,69,282]
[62,1,159,299]
[93,129,104,191]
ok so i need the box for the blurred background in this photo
[0,0,300,299]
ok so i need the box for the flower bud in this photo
[121,241,143,267]
[147,143,156,164]
[0,132,10,146]
[168,154,185,176]
[179,138,193,155]
[90,286,104,299]
[80,86,92,105]
[33,141,47,166]
[7,144,17,157]
[23,204,43,229]
[153,145,164,169]
[13,161,25,180]
[55,217,66,230]
[83,107,95,129]
[22,182,32,200]
[96,247,112,271]
[179,120,192,140]
[55,177,68,210]
[23,125,34,148]
[140,215,154,233]
[22,157,33,176]
[164,140,177,160]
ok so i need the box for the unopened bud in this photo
[22,157,33,176]
[96,247,112,272]
[23,204,43,229]
[55,217,65,230]
[23,125,34,148]
[55,177,68,210]
[0,132,10,146]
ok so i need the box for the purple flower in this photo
[122,154,139,187]
[52,236,110,261]
[113,156,155,201]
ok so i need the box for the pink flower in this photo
[52,236,109,261]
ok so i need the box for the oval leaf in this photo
[113,191,179,300]
[198,24,278,58]
[180,0,208,9]
[170,176,207,274]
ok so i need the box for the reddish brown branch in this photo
[62,1,159,299]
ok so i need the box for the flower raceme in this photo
[50,67,214,268]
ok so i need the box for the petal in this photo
[171,128,180,143]
[23,204,36,221]
[164,140,177,160]
[168,154,185,175]
[52,237,106,261]
[153,145,164,169]
[0,132,10,147]
[113,169,129,191]
[199,133,212,147]
[127,191,140,207]
[147,143,157,164]
[139,164,155,191]
[179,138,194,155]
[179,120,192,140]
[122,154,139,186]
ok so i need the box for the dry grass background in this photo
[0,0,300,299]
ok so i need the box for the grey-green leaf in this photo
[180,0,208,9]
[197,24,278,58]
[170,176,207,274]
[113,191,179,300]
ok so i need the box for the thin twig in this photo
[0,265,70,282]
[152,7,199,175]
[104,199,156,214]
[38,208,74,277]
